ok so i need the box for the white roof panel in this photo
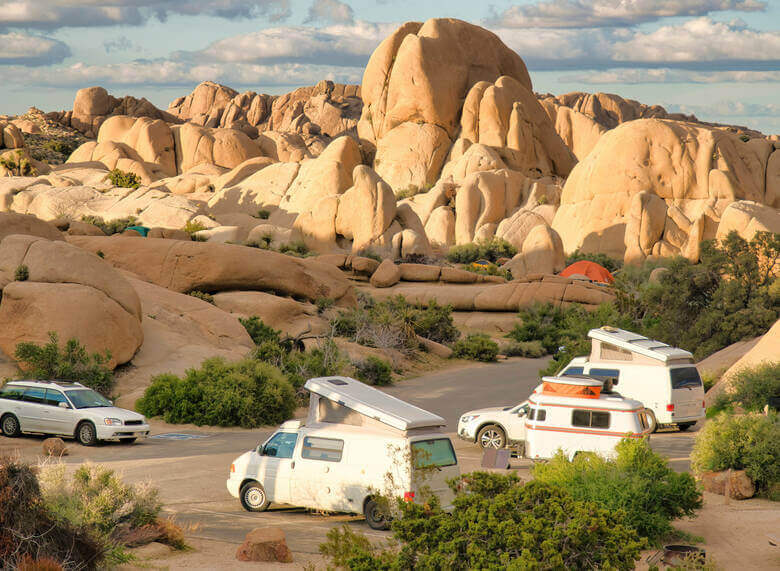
[588,327,693,362]
[304,376,445,431]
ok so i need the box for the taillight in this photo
[702,401,706,408]
[666,404,675,412]
[403,491,415,502]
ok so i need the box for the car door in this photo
[505,402,529,442]
[19,387,48,432]
[43,389,76,435]
[251,431,298,505]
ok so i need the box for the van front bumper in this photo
[226,475,242,499]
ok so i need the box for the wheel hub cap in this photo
[481,431,501,448]
[247,489,264,506]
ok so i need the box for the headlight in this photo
[460,415,480,423]
[104,418,122,426]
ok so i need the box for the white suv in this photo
[0,380,150,446]
[457,400,531,449]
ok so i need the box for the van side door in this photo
[253,431,298,504]
[290,436,346,511]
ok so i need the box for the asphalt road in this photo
[1,357,698,554]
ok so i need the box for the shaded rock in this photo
[417,335,453,358]
[399,263,441,282]
[370,259,401,288]
[335,165,397,252]
[236,527,293,563]
[715,200,780,241]
[42,437,68,457]
[0,212,64,242]
[212,291,327,337]
[701,470,755,500]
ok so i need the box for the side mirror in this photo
[265,447,277,457]
[518,409,527,417]
[58,402,70,409]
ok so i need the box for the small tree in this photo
[107,168,141,189]
[14,332,114,395]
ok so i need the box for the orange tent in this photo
[560,260,614,284]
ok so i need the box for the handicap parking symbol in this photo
[150,433,211,440]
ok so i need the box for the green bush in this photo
[691,412,779,494]
[565,249,623,273]
[0,150,36,176]
[137,357,296,428]
[182,220,207,235]
[14,264,29,281]
[43,138,79,157]
[354,356,393,386]
[463,261,511,280]
[107,168,141,189]
[715,362,780,413]
[533,438,702,542]
[14,332,114,395]
[239,315,284,346]
[446,237,517,264]
[257,209,271,219]
[187,290,214,304]
[315,297,335,314]
[81,215,138,235]
[452,333,499,362]
[277,241,309,257]
[273,339,347,394]
[319,474,645,569]
[503,339,546,358]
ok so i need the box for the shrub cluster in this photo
[14,264,29,281]
[107,168,141,189]
[452,333,499,362]
[188,290,215,304]
[81,215,138,235]
[463,261,512,280]
[712,362,780,414]
[353,356,393,386]
[0,150,36,176]
[137,357,296,428]
[320,474,645,569]
[502,339,546,358]
[14,332,114,395]
[533,438,702,542]
[691,412,779,495]
[446,237,517,264]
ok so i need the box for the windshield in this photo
[65,389,113,409]
[670,367,703,390]
[411,438,457,469]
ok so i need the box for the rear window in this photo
[572,409,611,429]
[22,387,46,404]
[670,367,703,390]
[411,438,457,469]
[0,386,24,400]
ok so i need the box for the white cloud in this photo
[0,32,70,65]
[490,0,766,29]
[668,100,780,117]
[0,0,291,29]
[305,0,354,24]
[191,20,395,66]
[565,68,780,83]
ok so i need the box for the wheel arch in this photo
[476,420,507,436]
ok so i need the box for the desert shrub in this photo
[239,315,284,346]
[246,233,273,249]
[565,249,623,273]
[14,332,114,395]
[463,261,511,280]
[0,457,104,570]
[106,168,140,189]
[319,474,645,569]
[187,290,214,304]
[715,362,780,413]
[0,150,36,176]
[137,357,296,427]
[277,241,310,257]
[81,215,137,235]
[452,333,499,362]
[181,220,207,235]
[43,139,79,157]
[356,248,382,262]
[273,339,347,394]
[691,412,779,494]
[533,438,702,542]
[14,264,29,281]
[354,356,393,386]
[315,297,335,314]
[446,237,516,264]
[257,208,270,219]
[503,339,546,358]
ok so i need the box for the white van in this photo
[524,376,652,460]
[227,376,459,529]
[559,327,706,431]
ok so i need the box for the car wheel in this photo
[119,438,137,444]
[364,498,390,530]
[645,409,658,433]
[1,414,21,437]
[677,422,695,432]
[477,425,506,449]
[76,421,98,446]
[240,481,270,512]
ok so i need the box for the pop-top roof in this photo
[588,327,693,363]
[304,376,445,431]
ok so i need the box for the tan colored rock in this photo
[417,335,453,358]
[624,191,668,263]
[71,86,115,137]
[425,206,456,249]
[440,267,478,284]
[700,470,755,499]
[68,235,356,305]
[213,157,275,192]
[257,131,311,162]
[440,143,507,185]
[172,122,262,174]
[208,162,300,215]
[399,263,441,282]
[236,527,293,563]
[98,116,177,177]
[715,200,780,241]
[212,291,327,337]
[335,165,396,252]
[455,169,528,244]
[1,122,25,149]
[766,150,780,208]
[370,259,402,288]
[539,100,607,160]
[349,256,380,276]
[374,122,451,193]
[167,81,239,125]
[0,213,64,241]
[521,225,565,275]
[495,208,548,251]
[42,437,68,457]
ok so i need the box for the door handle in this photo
[291,461,295,469]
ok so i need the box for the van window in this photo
[536,409,547,421]
[411,438,457,469]
[589,368,620,385]
[21,387,46,404]
[572,409,611,429]
[263,432,298,458]
[301,436,344,462]
[44,390,68,407]
[0,386,24,400]
[670,367,703,390]
[562,366,584,376]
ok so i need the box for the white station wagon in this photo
[0,380,150,445]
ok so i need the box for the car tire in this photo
[119,438,137,444]
[76,421,98,446]
[677,422,695,432]
[364,498,390,530]
[1,414,21,437]
[645,409,658,433]
[477,425,506,449]
[240,481,270,512]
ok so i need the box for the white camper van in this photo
[227,376,459,529]
[524,376,652,460]
[559,327,706,431]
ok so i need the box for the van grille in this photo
[124,420,143,426]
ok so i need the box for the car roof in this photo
[6,380,86,389]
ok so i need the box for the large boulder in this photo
[212,291,327,337]
[0,212,64,241]
[167,81,239,126]
[700,470,755,500]
[539,99,607,160]
[374,122,451,193]
[715,200,780,241]
[0,121,25,150]
[208,162,300,214]
[236,528,293,563]
[0,235,143,368]
[334,165,397,252]
[454,169,528,244]
[552,119,772,262]
[172,122,263,174]
[68,235,356,305]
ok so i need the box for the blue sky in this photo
[1,1,778,133]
